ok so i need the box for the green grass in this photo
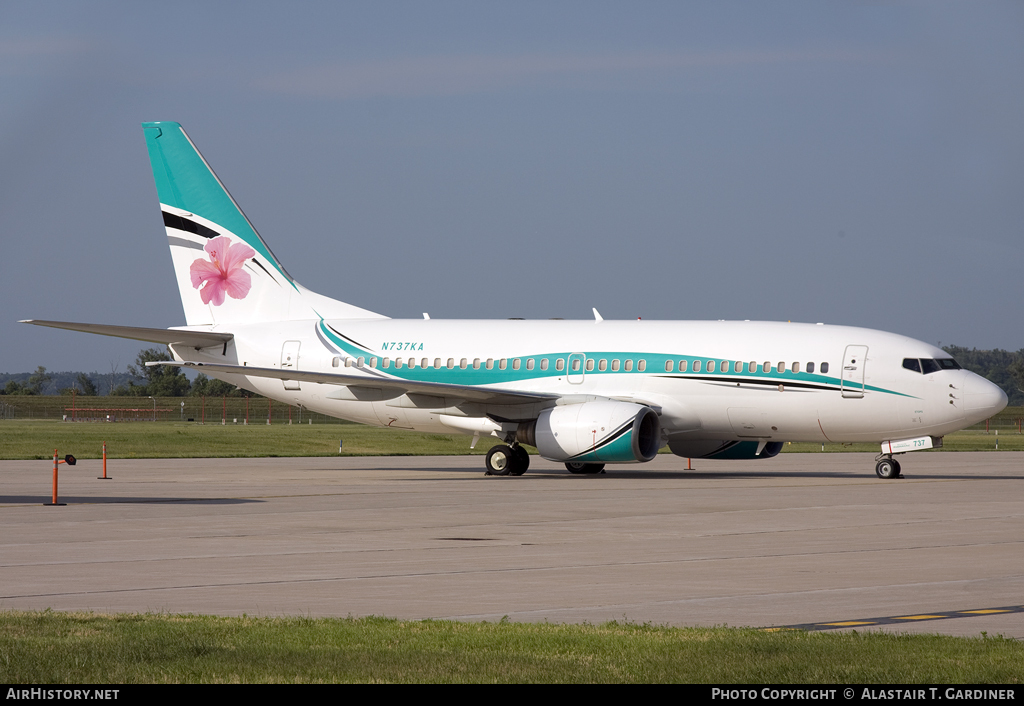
[1,611,1021,683]
[783,430,1024,453]
[2,419,1023,460]
[0,420,485,460]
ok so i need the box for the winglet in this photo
[592,308,604,322]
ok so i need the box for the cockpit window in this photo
[905,357,962,374]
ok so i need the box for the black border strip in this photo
[323,322,372,353]
[656,375,839,392]
[162,210,219,239]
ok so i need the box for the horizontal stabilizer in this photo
[20,320,233,350]
[147,361,559,405]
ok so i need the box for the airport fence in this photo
[0,395,354,425]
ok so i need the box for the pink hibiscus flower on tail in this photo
[189,236,257,306]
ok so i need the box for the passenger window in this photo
[611,359,620,371]
[460,358,468,369]
[638,360,646,372]
[499,359,507,370]
[762,362,771,373]
[446,358,453,369]
[526,359,534,370]
[357,356,365,368]
[556,359,564,372]
[678,360,687,372]
[791,362,799,373]
[693,360,702,372]
[748,361,756,373]
[513,358,521,370]
[625,360,633,372]
[540,359,548,371]
[407,358,416,369]
[571,359,581,372]
[421,358,429,369]
[369,357,377,368]
[734,361,742,373]
[332,357,340,368]
[806,362,814,374]
[434,358,442,369]
[720,361,728,373]
[585,359,594,371]
[665,361,673,372]
[383,357,391,369]
[486,358,494,370]
[821,362,829,374]
[777,362,785,373]
[707,360,715,371]
[473,358,480,370]
[600,360,608,372]
[394,358,403,369]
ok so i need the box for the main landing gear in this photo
[874,455,902,479]
[485,444,529,476]
[483,446,608,476]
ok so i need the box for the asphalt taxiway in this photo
[2,452,1022,637]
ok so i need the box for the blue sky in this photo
[2,2,1022,373]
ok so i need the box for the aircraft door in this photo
[840,345,868,398]
[567,353,585,384]
[281,340,301,390]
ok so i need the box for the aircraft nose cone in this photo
[963,373,1008,415]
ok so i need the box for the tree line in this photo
[1,348,252,398]
[3,345,1023,405]
[942,346,1024,406]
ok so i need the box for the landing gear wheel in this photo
[509,446,530,476]
[565,461,605,474]
[892,459,902,477]
[875,458,899,479]
[485,445,514,476]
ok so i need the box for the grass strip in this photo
[2,420,1024,460]
[1,611,1021,684]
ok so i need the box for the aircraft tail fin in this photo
[142,122,385,326]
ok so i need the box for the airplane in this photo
[22,122,1009,478]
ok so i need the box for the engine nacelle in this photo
[667,438,784,460]
[518,401,661,464]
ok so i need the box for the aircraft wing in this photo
[19,320,233,350]
[146,361,559,405]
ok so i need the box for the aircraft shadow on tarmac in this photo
[0,496,262,505]
[373,465,1024,482]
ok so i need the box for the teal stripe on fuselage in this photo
[315,321,913,398]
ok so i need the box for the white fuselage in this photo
[170,318,1006,447]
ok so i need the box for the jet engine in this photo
[517,400,661,463]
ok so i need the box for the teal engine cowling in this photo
[667,438,784,460]
[517,400,661,463]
